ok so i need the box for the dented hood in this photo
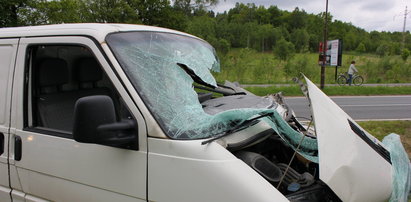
[305,76,392,201]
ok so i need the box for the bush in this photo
[283,55,314,79]
[214,49,411,85]
[215,38,231,55]
[355,42,366,53]
[376,43,390,57]
[273,38,295,60]
[401,48,410,61]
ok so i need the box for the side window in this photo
[25,45,131,138]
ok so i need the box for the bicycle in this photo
[337,72,364,86]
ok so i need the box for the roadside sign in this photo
[318,39,343,66]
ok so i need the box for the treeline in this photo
[1,0,410,57]
[186,3,410,59]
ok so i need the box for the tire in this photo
[337,75,347,86]
[353,76,364,86]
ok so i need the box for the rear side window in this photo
[24,45,129,138]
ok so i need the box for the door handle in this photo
[15,136,22,161]
[0,133,4,155]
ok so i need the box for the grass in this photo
[359,120,411,157]
[245,85,411,96]
[213,49,411,85]
[245,86,303,96]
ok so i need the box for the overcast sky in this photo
[212,0,410,32]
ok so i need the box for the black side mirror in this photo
[73,95,138,150]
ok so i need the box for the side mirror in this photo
[73,95,138,150]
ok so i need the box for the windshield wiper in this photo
[177,63,216,89]
[178,63,245,96]
[194,85,244,96]
[201,112,274,145]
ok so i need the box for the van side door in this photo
[9,36,147,201]
[0,38,19,202]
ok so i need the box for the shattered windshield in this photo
[105,32,313,153]
[106,31,229,139]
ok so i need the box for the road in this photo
[241,83,411,88]
[284,95,411,121]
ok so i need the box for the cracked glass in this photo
[106,31,318,162]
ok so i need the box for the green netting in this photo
[382,133,411,202]
[106,31,318,162]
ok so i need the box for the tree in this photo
[273,38,295,60]
[160,8,188,30]
[355,42,366,53]
[390,42,401,55]
[308,34,320,52]
[286,7,307,31]
[214,38,230,55]
[376,43,390,57]
[255,24,274,52]
[0,0,31,27]
[186,15,216,40]
[328,20,347,39]
[18,0,185,29]
[255,6,270,24]
[267,5,281,26]
[291,28,309,52]
[9,0,408,58]
[279,26,290,41]
[343,31,357,51]
[401,48,410,61]
[20,0,87,25]
[227,3,257,24]
[20,0,143,25]
[81,0,141,23]
[174,0,218,15]
[284,55,313,78]
[241,22,258,48]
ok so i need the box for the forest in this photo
[1,0,410,56]
[2,0,411,84]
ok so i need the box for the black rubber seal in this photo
[348,119,391,164]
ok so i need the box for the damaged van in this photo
[0,24,409,202]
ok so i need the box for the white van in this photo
[0,24,408,202]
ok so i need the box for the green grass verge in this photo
[245,86,303,96]
[214,49,411,84]
[359,120,411,157]
[245,85,411,96]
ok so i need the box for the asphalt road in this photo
[284,95,411,121]
[241,83,411,88]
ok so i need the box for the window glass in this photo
[107,32,318,162]
[26,45,127,138]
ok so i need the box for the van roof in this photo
[0,23,197,42]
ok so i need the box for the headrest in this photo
[37,58,69,87]
[75,58,102,82]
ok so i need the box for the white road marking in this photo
[330,95,411,99]
[286,95,411,99]
[340,104,411,107]
[355,118,411,121]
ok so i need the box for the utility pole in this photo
[402,6,409,50]
[320,0,329,89]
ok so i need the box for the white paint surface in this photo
[306,76,393,202]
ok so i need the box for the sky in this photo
[212,0,410,32]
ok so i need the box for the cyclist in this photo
[347,60,358,86]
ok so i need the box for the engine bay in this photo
[230,130,341,201]
[196,83,340,201]
[196,80,399,201]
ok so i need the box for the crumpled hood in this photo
[305,76,393,202]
